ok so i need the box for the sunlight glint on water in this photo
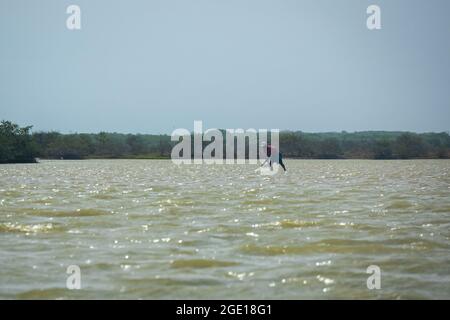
[0,160,449,299]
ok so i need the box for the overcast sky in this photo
[1,0,449,134]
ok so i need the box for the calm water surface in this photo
[0,160,449,299]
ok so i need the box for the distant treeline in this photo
[1,120,449,163]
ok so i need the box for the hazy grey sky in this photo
[1,0,449,134]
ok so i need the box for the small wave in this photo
[170,259,239,269]
[240,239,405,256]
[242,198,281,205]
[0,222,56,234]
[386,200,413,209]
[240,244,306,255]
[124,277,223,287]
[385,238,449,250]
[91,194,116,200]
[16,288,82,299]
[278,219,318,228]
[253,219,320,229]
[26,208,111,217]
[430,206,450,213]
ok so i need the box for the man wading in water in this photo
[261,142,287,172]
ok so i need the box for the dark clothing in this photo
[270,158,286,171]
[278,153,286,171]
[265,145,286,171]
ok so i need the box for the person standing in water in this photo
[261,142,287,172]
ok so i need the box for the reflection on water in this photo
[0,160,449,299]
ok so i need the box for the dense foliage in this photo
[280,131,450,159]
[0,121,37,163]
[1,121,449,163]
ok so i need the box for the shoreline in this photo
[2,157,449,164]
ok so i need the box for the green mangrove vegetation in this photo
[0,120,449,163]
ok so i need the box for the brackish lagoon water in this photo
[0,160,449,299]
